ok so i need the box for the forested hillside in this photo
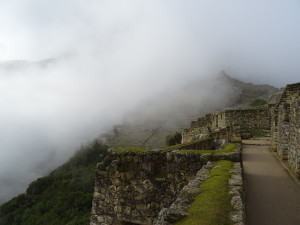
[0,141,108,225]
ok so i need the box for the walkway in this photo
[242,137,300,225]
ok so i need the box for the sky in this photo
[0,0,300,202]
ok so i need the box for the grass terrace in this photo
[175,160,234,225]
[243,128,268,138]
[231,137,242,142]
[113,147,150,153]
[175,143,237,155]
[112,141,237,155]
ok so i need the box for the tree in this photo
[165,132,182,146]
[250,98,267,107]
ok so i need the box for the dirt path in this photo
[242,137,300,225]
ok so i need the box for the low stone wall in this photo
[182,127,210,143]
[153,161,245,225]
[184,107,271,144]
[90,150,204,225]
[153,162,213,225]
[224,107,271,130]
[178,138,213,150]
[191,114,213,129]
[91,144,242,225]
[229,163,246,225]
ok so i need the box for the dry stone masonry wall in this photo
[91,81,300,225]
[183,106,271,143]
[229,163,245,225]
[153,161,214,225]
[91,144,242,225]
[271,82,300,177]
[91,150,204,225]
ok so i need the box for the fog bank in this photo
[0,0,300,203]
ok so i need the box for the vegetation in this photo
[154,171,168,179]
[250,98,267,107]
[114,147,150,153]
[176,143,236,155]
[165,132,182,146]
[243,128,268,138]
[161,137,212,151]
[175,160,234,225]
[0,140,108,225]
[231,137,242,142]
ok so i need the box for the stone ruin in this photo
[182,106,271,143]
[270,82,300,177]
[90,112,247,225]
[90,81,300,225]
[184,81,300,178]
[90,147,242,225]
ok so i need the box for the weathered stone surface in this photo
[183,107,271,143]
[229,162,246,225]
[90,82,300,225]
[271,82,300,178]
[230,211,244,223]
[91,150,206,224]
[90,104,256,225]
[231,196,244,211]
[153,162,213,224]
[91,144,245,225]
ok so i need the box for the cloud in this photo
[0,0,300,202]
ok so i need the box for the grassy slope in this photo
[176,143,236,155]
[0,141,108,225]
[175,160,234,225]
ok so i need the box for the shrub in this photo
[250,98,267,107]
[165,132,182,146]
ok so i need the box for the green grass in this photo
[175,160,234,225]
[250,98,267,107]
[176,144,236,155]
[222,144,237,152]
[161,137,212,151]
[113,147,150,153]
[231,137,242,142]
[243,128,268,138]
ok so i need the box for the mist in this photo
[0,0,300,203]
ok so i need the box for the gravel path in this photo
[242,138,300,225]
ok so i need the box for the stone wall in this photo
[191,114,212,129]
[271,82,300,178]
[183,106,271,143]
[153,162,214,224]
[270,105,278,149]
[277,103,290,159]
[91,144,242,225]
[90,150,204,225]
[224,107,271,130]
[288,92,300,176]
[178,138,213,150]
